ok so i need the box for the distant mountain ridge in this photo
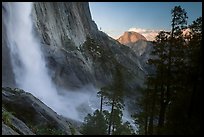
[117,31,152,56]
[117,31,155,75]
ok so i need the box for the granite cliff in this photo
[30,2,146,90]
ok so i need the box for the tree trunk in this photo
[148,85,157,135]
[157,85,166,134]
[144,115,148,135]
[100,94,103,113]
[188,76,197,118]
[158,103,167,134]
[148,112,154,135]
[108,99,115,135]
[157,10,175,134]
[112,120,115,134]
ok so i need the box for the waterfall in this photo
[3,2,97,121]
[5,2,58,105]
[3,3,134,127]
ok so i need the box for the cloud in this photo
[128,28,164,41]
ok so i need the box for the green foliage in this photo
[81,109,135,135]
[171,5,188,32]
[30,124,65,135]
[113,121,135,135]
[82,66,134,135]
[101,65,125,109]
[80,37,113,63]
[84,64,135,135]
[69,125,76,135]
[81,109,108,135]
[98,65,126,135]
[2,111,12,126]
[63,37,77,51]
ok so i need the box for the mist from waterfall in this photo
[4,2,98,122]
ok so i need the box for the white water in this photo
[5,2,58,105]
[4,2,98,121]
[4,2,135,127]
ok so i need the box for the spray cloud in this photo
[4,2,134,126]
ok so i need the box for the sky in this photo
[89,2,202,41]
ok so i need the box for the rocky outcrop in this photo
[2,108,35,135]
[125,40,154,74]
[2,87,81,135]
[127,40,152,56]
[2,122,20,135]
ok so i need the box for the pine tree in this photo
[146,31,171,135]
[155,6,188,134]
[97,64,135,135]
[133,5,189,135]
[81,109,108,135]
[106,64,125,135]
[164,16,202,135]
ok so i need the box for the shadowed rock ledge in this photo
[2,87,82,135]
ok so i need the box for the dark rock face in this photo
[128,40,154,74]
[2,87,81,135]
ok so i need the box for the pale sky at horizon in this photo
[89,2,202,40]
